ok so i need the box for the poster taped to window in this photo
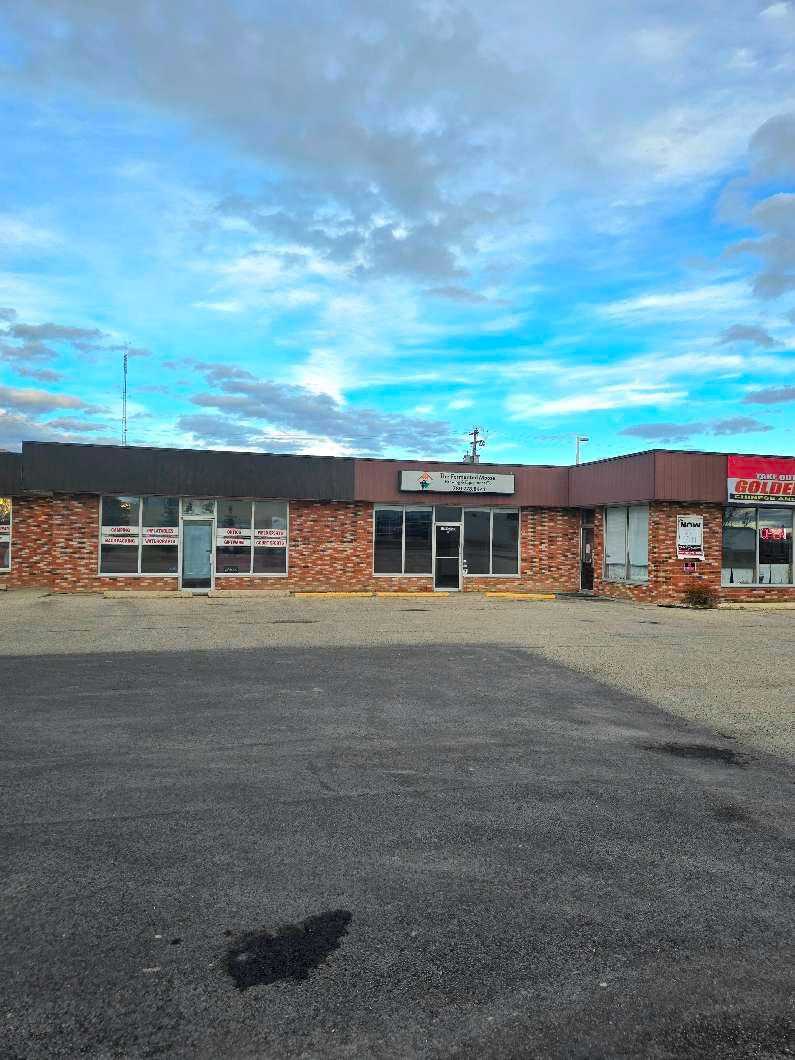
[676,514,704,560]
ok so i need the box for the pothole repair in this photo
[225,910,352,991]
[643,742,755,767]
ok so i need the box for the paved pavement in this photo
[2,633,793,1058]
[1,590,793,757]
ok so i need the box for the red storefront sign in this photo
[727,456,795,506]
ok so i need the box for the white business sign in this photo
[676,514,704,561]
[100,525,140,546]
[400,469,515,494]
[253,528,287,547]
[216,527,252,547]
[143,527,178,546]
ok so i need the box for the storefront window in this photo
[604,505,649,582]
[722,507,793,585]
[375,506,518,577]
[216,500,253,575]
[0,497,11,571]
[141,497,179,574]
[374,507,414,574]
[463,510,490,574]
[492,510,520,574]
[404,509,433,574]
[253,501,288,574]
[100,495,141,574]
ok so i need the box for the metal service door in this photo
[434,523,461,590]
[181,521,214,591]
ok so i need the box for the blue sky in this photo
[0,0,793,463]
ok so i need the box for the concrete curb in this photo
[718,602,795,611]
[103,590,195,599]
[375,592,449,598]
[293,591,375,599]
[485,592,556,600]
[208,589,291,598]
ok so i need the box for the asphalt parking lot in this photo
[2,593,793,1058]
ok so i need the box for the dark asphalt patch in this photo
[224,910,352,991]
[711,801,752,823]
[634,1010,795,1058]
[643,742,755,767]
[401,608,430,612]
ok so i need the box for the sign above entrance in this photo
[727,456,795,506]
[399,469,515,495]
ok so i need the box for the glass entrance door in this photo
[181,521,213,590]
[434,523,461,590]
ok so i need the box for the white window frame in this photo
[721,506,795,587]
[602,505,649,584]
[98,495,159,578]
[0,497,11,572]
[462,507,521,578]
[372,505,433,577]
[215,500,289,578]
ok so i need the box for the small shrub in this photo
[682,578,718,609]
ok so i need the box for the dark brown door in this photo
[581,526,594,591]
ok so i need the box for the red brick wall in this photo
[593,502,795,603]
[1,497,583,594]
[3,496,54,588]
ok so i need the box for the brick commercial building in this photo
[1,442,794,603]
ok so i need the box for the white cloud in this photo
[761,2,792,20]
[0,215,57,248]
[507,384,686,419]
[448,397,474,410]
[597,281,750,319]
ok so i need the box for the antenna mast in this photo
[464,426,486,464]
[122,346,129,446]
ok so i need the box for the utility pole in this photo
[463,426,486,464]
[121,346,129,446]
[575,434,589,465]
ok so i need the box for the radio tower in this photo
[121,346,129,446]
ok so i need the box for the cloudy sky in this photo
[0,1,794,462]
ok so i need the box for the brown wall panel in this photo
[653,451,728,502]
[354,459,568,506]
[568,452,655,506]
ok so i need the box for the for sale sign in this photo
[676,515,704,560]
[728,456,795,506]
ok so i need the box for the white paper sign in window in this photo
[254,528,287,547]
[676,515,704,560]
[100,525,141,545]
[216,527,252,546]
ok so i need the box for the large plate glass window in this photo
[373,507,432,574]
[213,500,289,576]
[0,497,11,570]
[462,508,519,576]
[603,505,649,582]
[101,496,180,575]
[253,501,288,574]
[216,500,253,575]
[100,495,141,574]
[722,507,793,585]
[141,496,179,574]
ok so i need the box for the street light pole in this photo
[575,435,589,465]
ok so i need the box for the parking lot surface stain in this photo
[643,742,755,767]
[225,910,352,991]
